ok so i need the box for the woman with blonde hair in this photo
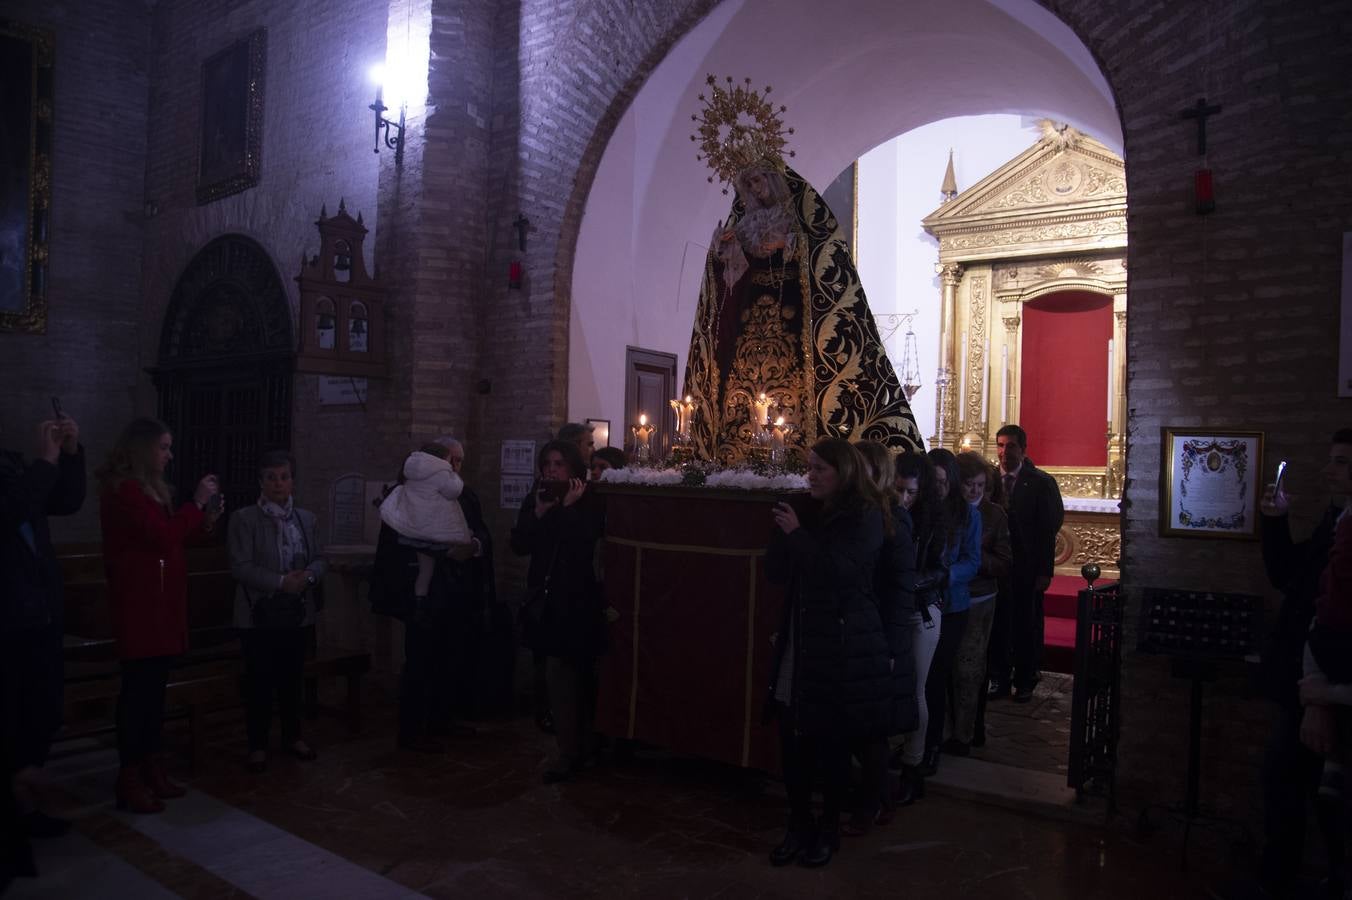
[96,418,221,813]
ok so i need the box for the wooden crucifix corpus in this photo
[1180,98,1222,156]
[512,213,530,252]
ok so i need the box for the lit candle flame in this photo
[685,395,692,403]
[639,413,647,426]
[774,416,785,428]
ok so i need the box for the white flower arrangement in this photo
[599,465,807,491]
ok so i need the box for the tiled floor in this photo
[9,695,1254,900]
[978,672,1074,776]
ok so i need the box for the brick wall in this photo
[0,2,152,540]
[136,0,395,541]
[467,0,1352,820]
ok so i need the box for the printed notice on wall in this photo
[501,440,536,475]
[500,474,535,510]
[318,376,368,406]
[1340,232,1352,397]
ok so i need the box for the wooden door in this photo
[624,347,677,458]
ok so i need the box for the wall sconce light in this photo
[368,65,405,164]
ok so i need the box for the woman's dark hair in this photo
[257,449,295,479]
[896,450,943,563]
[96,417,173,504]
[956,451,990,494]
[593,446,627,469]
[928,447,969,547]
[810,438,883,518]
[537,439,586,479]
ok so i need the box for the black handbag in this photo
[519,545,559,645]
[251,590,307,629]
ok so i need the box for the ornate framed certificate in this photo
[1160,428,1263,539]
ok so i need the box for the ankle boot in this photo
[798,826,839,868]
[142,755,186,799]
[895,765,925,806]
[115,767,164,814]
[919,747,940,777]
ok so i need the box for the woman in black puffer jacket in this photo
[510,440,605,784]
[766,438,897,869]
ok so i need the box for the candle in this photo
[631,413,656,464]
[770,416,791,465]
[958,330,968,423]
[753,392,772,429]
[670,395,695,442]
[1106,339,1114,421]
[1000,345,1009,424]
[982,332,991,424]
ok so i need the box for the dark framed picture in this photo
[586,418,611,448]
[0,19,54,334]
[1160,427,1264,540]
[196,28,266,205]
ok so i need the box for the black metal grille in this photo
[1068,582,1124,808]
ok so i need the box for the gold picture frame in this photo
[196,28,266,205]
[0,19,54,334]
[1160,427,1264,540]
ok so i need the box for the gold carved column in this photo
[1001,309,1021,431]
[1107,298,1127,496]
[935,263,963,447]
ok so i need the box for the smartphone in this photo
[1274,460,1288,495]
[206,492,224,514]
[538,479,570,502]
[50,396,63,419]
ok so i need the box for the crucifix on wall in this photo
[1180,97,1222,214]
[512,213,530,252]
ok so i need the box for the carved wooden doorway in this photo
[153,235,293,520]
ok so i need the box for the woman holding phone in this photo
[96,418,221,813]
[510,439,605,783]
[766,438,896,868]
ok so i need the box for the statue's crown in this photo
[690,75,795,193]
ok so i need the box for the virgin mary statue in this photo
[683,79,923,463]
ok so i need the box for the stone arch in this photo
[158,234,293,366]
[154,234,293,517]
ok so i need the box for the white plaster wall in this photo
[569,0,1120,436]
[856,116,1047,442]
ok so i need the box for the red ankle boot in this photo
[115,766,164,814]
[141,755,186,799]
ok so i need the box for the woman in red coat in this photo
[96,418,221,813]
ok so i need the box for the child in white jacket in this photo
[379,444,472,601]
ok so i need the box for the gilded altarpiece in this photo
[922,126,1127,576]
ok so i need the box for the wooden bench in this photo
[56,542,371,767]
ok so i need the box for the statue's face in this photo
[745,170,773,205]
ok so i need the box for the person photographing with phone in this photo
[96,418,222,814]
[1,409,84,883]
[1257,432,1352,896]
[510,440,604,783]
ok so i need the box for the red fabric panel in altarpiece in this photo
[1019,291,1113,467]
[595,487,789,774]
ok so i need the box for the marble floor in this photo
[11,701,1252,900]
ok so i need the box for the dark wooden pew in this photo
[55,542,371,768]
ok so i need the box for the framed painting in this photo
[0,19,54,334]
[196,28,266,205]
[1160,428,1264,540]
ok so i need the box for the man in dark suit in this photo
[1256,431,1352,897]
[989,424,1063,703]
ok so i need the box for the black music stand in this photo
[1136,587,1261,870]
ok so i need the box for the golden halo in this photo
[690,75,795,193]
